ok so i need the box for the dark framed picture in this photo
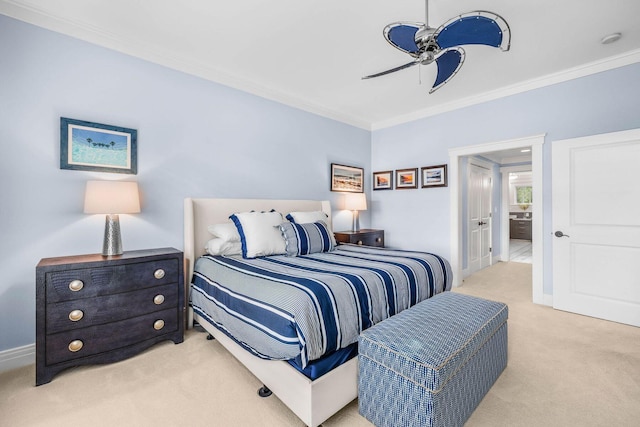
[395,168,418,189]
[421,164,448,188]
[373,170,393,190]
[60,117,137,174]
[331,163,364,192]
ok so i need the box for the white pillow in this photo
[286,210,336,246]
[229,210,286,258]
[205,238,242,256]
[207,223,241,242]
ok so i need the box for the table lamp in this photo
[345,193,367,232]
[84,180,141,256]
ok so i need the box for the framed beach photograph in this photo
[60,117,137,174]
[395,168,418,189]
[331,163,364,193]
[373,170,393,190]
[421,164,448,188]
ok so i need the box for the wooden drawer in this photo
[45,307,179,365]
[36,248,184,385]
[510,220,532,240]
[45,258,179,303]
[46,283,178,334]
[335,229,384,247]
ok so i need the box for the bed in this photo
[184,198,452,427]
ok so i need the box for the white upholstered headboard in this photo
[183,198,332,284]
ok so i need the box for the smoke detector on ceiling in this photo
[601,33,622,45]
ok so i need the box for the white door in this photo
[552,129,640,327]
[468,163,492,275]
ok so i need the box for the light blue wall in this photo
[0,16,370,351]
[3,13,640,354]
[372,61,640,295]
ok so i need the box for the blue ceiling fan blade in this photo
[430,48,465,93]
[383,23,423,55]
[435,11,511,51]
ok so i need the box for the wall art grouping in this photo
[373,164,447,190]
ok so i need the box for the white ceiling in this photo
[2,0,640,130]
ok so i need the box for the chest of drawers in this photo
[36,248,184,385]
[334,229,385,247]
[510,219,532,240]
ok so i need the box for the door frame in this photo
[449,134,546,305]
[500,165,533,263]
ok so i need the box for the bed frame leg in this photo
[258,385,272,397]
[206,334,214,340]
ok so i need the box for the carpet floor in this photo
[1,262,639,426]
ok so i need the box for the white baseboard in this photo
[0,344,35,373]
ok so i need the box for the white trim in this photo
[372,49,640,130]
[500,164,533,269]
[0,343,35,373]
[449,134,545,304]
[2,0,640,131]
[0,0,371,130]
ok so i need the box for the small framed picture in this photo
[395,168,418,189]
[331,163,364,193]
[60,117,137,174]
[373,170,393,190]
[421,164,448,188]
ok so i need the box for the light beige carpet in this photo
[1,262,639,426]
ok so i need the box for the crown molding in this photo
[0,0,372,130]
[371,49,640,130]
[3,0,639,132]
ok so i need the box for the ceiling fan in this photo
[363,0,511,93]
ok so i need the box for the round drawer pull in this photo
[68,340,83,352]
[68,309,84,322]
[357,240,363,245]
[68,280,84,292]
[153,294,165,305]
[153,320,165,330]
[154,269,165,279]
[375,237,382,242]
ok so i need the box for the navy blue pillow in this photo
[279,221,334,256]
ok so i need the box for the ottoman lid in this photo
[359,292,508,392]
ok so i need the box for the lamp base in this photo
[102,214,123,256]
[352,210,360,232]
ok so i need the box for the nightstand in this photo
[35,248,184,385]
[334,229,385,247]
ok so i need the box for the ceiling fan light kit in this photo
[364,1,511,93]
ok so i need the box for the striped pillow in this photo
[280,221,335,256]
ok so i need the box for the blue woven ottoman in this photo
[358,292,508,427]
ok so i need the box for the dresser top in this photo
[37,247,181,268]
[334,229,382,235]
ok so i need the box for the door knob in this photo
[554,231,570,238]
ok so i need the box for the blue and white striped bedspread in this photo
[190,244,452,368]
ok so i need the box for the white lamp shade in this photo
[344,193,367,211]
[84,181,141,214]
